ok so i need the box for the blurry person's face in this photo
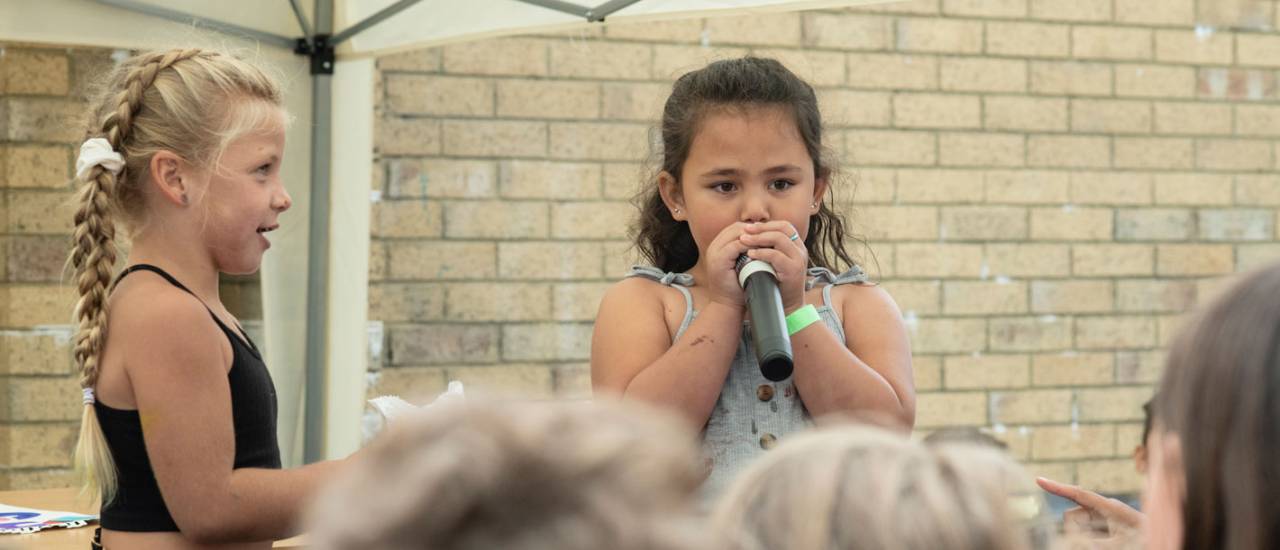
[1142,428,1184,550]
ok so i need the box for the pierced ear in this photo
[657,171,687,221]
[149,150,190,207]
[811,172,830,213]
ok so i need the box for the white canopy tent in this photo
[1,0,892,465]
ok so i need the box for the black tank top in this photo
[95,264,282,532]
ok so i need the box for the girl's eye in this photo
[256,163,273,176]
[769,179,795,191]
[712,182,736,193]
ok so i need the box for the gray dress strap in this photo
[626,265,695,337]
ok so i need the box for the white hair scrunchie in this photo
[76,138,126,180]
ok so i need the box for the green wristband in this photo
[785,304,821,336]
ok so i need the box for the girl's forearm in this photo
[789,324,911,425]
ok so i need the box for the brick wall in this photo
[369,0,1280,495]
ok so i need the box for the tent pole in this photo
[93,0,296,49]
[303,0,334,464]
[330,0,427,46]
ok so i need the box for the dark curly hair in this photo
[632,57,855,274]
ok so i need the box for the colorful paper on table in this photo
[0,503,97,534]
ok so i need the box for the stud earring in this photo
[181,193,189,206]
[673,208,681,215]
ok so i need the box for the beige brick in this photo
[984,97,1068,132]
[944,281,1028,315]
[385,159,496,199]
[1027,135,1110,168]
[911,318,987,353]
[0,331,74,376]
[4,145,69,189]
[1197,68,1279,101]
[1114,137,1193,170]
[895,169,983,203]
[604,18,703,42]
[368,283,445,322]
[3,50,69,95]
[5,235,65,283]
[941,206,1027,240]
[1158,313,1191,346]
[704,12,801,46]
[549,40,651,80]
[857,205,938,240]
[940,133,1024,167]
[1236,105,1280,137]
[1031,280,1114,314]
[986,21,1069,58]
[1030,206,1113,241]
[850,0,942,15]
[5,285,74,327]
[990,316,1072,351]
[499,161,600,200]
[753,49,846,88]
[5,424,76,468]
[1196,274,1241,305]
[1116,421,1145,450]
[1116,65,1196,99]
[1117,279,1197,312]
[991,389,1072,423]
[941,58,1026,93]
[1072,99,1154,135]
[651,45,750,80]
[1072,26,1153,61]
[1236,175,1280,205]
[896,18,983,54]
[444,201,548,239]
[943,0,1026,17]
[847,53,938,90]
[1070,172,1152,205]
[445,365,554,399]
[984,171,1068,204]
[883,280,941,315]
[1237,34,1280,68]
[1025,461,1077,484]
[443,38,547,76]
[913,355,943,391]
[1114,208,1192,241]
[801,13,892,50]
[1078,460,1144,494]
[386,75,492,116]
[553,364,593,399]
[850,168,897,203]
[446,283,550,322]
[368,367,447,403]
[550,122,648,161]
[985,244,1072,277]
[893,93,980,129]
[369,242,388,281]
[376,117,441,156]
[378,48,440,71]
[1029,0,1110,21]
[1073,244,1154,276]
[944,354,1029,389]
[5,191,74,234]
[1077,315,1157,349]
[602,240,646,278]
[497,80,599,119]
[1032,352,1114,386]
[1078,386,1153,422]
[1199,209,1274,241]
[388,324,500,365]
[1030,61,1112,96]
[600,82,668,122]
[897,243,984,277]
[1116,0,1194,24]
[502,322,594,361]
[1032,424,1115,460]
[371,200,442,238]
[848,130,936,166]
[1197,139,1272,171]
[387,241,496,280]
[820,90,892,127]
[1152,102,1233,135]
[915,391,988,428]
[603,163,645,200]
[2,377,79,421]
[442,120,547,157]
[1116,350,1166,384]
[1155,30,1233,65]
[1157,244,1234,275]
[1154,173,1232,205]
[1237,243,1280,271]
[498,241,603,280]
[552,201,633,239]
[553,282,611,321]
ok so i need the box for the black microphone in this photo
[736,254,794,382]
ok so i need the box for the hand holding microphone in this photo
[736,222,812,382]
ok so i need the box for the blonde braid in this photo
[70,48,206,505]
